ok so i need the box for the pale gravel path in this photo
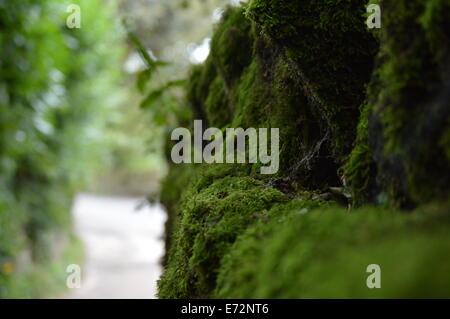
[67,193,166,299]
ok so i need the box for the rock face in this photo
[158,0,450,298]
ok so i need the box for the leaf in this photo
[153,61,172,68]
[165,79,187,88]
[128,32,154,69]
[127,32,171,70]
[140,78,187,110]
[137,69,152,93]
[154,109,168,126]
[140,88,165,109]
[128,33,173,91]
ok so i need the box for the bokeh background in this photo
[0,0,236,298]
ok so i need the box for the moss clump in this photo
[184,3,378,185]
[158,173,288,298]
[204,76,232,129]
[230,54,319,179]
[159,164,196,264]
[185,61,215,124]
[216,204,450,298]
[343,104,378,206]
[246,0,378,160]
[210,7,254,88]
[186,6,254,128]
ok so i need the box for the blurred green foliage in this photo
[0,0,124,297]
[121,0,236,133]
[127,31,188,127]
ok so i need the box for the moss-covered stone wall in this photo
[158,0,450,298]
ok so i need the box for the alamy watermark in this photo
[366,264,381,289]
[66,264,81,289]
[66,4,81,29]
[367,4,381,29]
[171,120,279,174]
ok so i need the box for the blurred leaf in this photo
[128,32,172,92]
[128,31,171,70]
[153,61,171,68]
[140,79,187,109]
[137,69,152,93]
[128,31,154,69]
[165,79,187,87]
[154,109,167,126]
[140,89,165,109]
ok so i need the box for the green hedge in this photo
[0,0,123,297]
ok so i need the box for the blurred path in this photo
[67,193,166,299]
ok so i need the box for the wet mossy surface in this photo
[159,2,450,298]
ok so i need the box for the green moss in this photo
[158,173,288,298]
[159,164,196,264]
[210,6,254,87]
[159,0,450,300]
[184,3,379,186]
[419,0,450,64]
[367,0,450,205]
[160,2,379,298]
[231,56,316,178]
[343,104,377,206]
[186,6,254,127]
[204,76,232,129]
[246,0,378,160]
[186,57,216,123]
[216,204,450,298]
[440,127,450,162]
